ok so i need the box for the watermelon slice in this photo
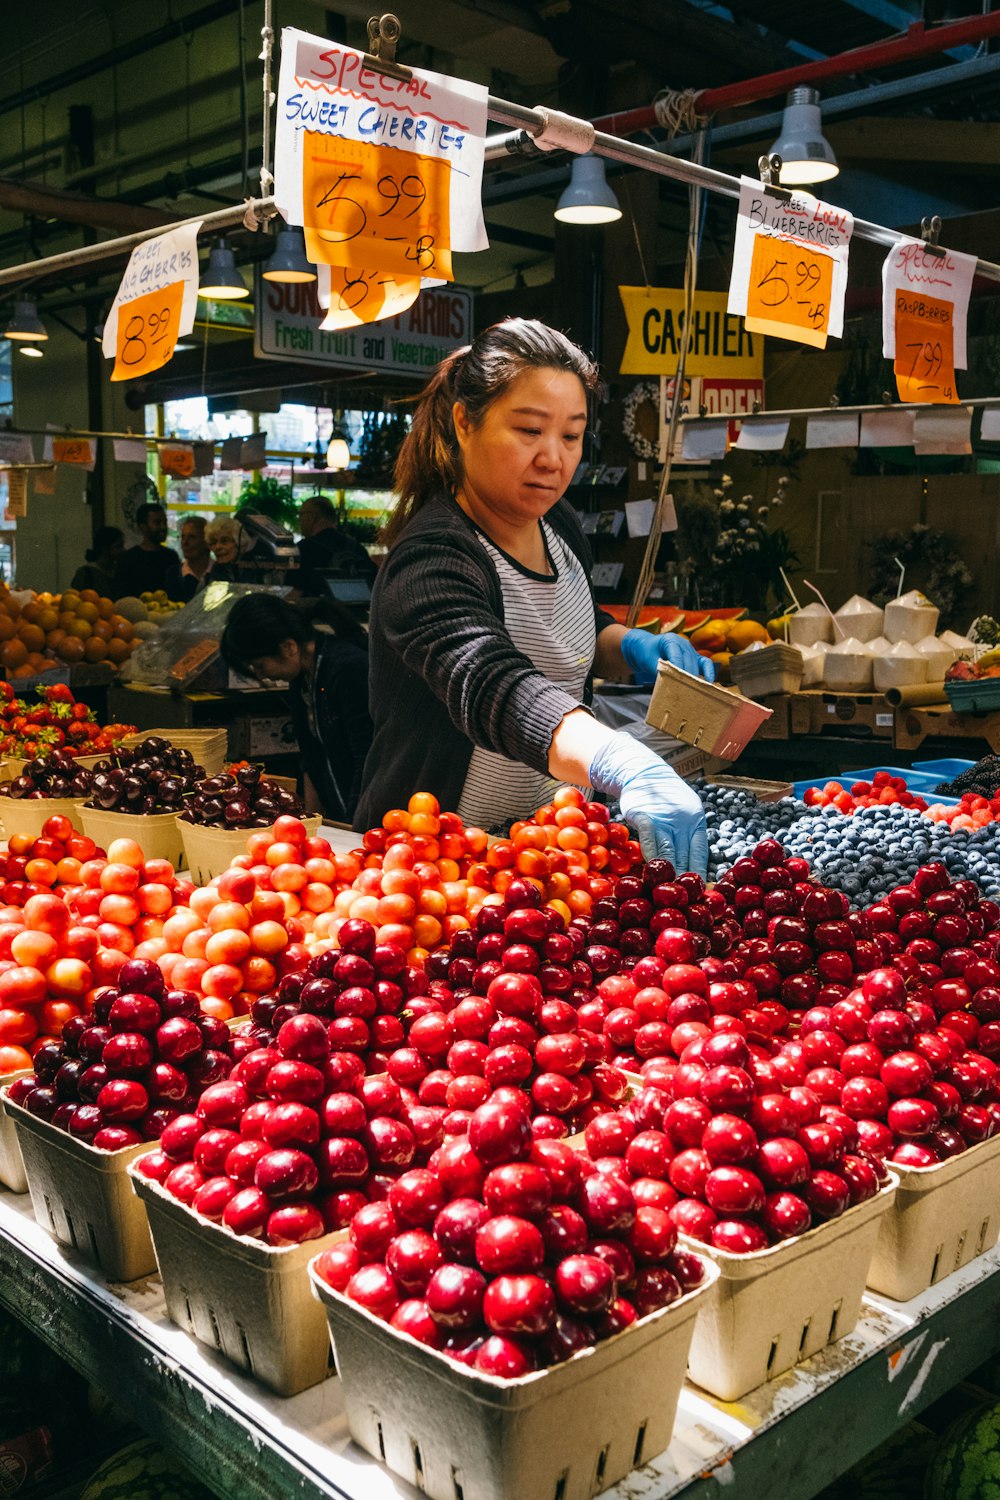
[681,606,749,636]
[600,605,684,632]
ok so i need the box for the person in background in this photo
[291,494,376,596]
[356,316,714,875]
[112,503,183,600]
[178,515,212,600]
[219,593,373,823]
[71,526,124,596]
[203,516,269,585]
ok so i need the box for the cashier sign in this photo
[274,28,488,327]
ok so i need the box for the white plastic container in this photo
[788,603,834,648]
[834,594,884,644]
[873,640,928,693]
[822,637,874,692]
[884,589,940,645]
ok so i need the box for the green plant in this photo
[708,474,798,611]
[867,523,973,629]
[238,473,298,528]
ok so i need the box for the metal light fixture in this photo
[18,344,44,358]
[199,238,249,300]
[326,433,351,471]
[769,87,839,185]
[4,298,48,341]
[262,226,316,283]
[554,154,622,225]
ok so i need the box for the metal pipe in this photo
[0,197,274,290]
[592,13,1000,137]
[680,395,1000,422]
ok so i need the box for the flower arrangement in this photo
[622,381,661,461]
[709,474,798,611]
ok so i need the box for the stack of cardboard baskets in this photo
[4,1061,1000,1500]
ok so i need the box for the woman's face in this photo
[211,533,238,565]
[453,367,587,529]
[247,638,302,683]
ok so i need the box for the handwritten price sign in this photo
[111,281,185,382]
[894,292,958,404]
[302,133,452,282]
[318,264,421,331]
[745,238,833,348]
[51,439,93,466]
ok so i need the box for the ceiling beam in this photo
[0,178,175,234]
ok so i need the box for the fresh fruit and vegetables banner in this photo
[274,27,488,328]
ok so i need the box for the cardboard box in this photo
[751,693,791,740]
[894,704,1000,754]
[80,806,188,869]
[2,1089,156,1281]
[179,813,323,885]
[0,1069,32,1193]
[130,1167,341,1395]
[119,729,228,776]
[309,1256,718,1500]
[729,642,803,699]
[646,662,773,761]
[867,1133,1000,1302]
[229,715,297,759]
[790,690,895,740]
[707,774,794,803]
[0,795,88,841]
[685,1175,897,1401]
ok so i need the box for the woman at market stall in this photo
[219,593,373,824]
[354,317,714,875]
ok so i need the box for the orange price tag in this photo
[111,281,184,382]
[894,293,957,404]
[301,133,452,284]
[160,445,195,478]
[745,237,833,348]
[320,267,421,331]
[51,439,93,466]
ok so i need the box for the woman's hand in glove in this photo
[620,627,715,684]
[589,730,709,877]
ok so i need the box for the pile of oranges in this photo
[0,587,137,678]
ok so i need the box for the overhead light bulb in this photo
[199,238,249,300]
[262,226,316,283]
[554,154,622,225]
[4,298,48,341]
[769,87,839,186]
[19,344,44,358]
[326,436,351,471]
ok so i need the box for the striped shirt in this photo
[457,521,595,828]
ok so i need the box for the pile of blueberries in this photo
[699,783,1000,905]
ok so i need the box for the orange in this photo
[45,629,66,652]
[1,639,27,669]
[689,620,730,654]
[727,620,770,652]
[106,637,130,664]
[17,623,44,652]
[19,602,42,625]
[57,636,85,664]
[79,589,99,605]
[110,617,134,643]
[37,658,57,673]
[57,611,76,632]
[91,619,113,642]
[61,591,81,612]
[83,637,107,663]
[97,597,114,619]
[0,615,15,643]
[12,663,33,678]
[66,617,91,640]
[76,601,99,624]
[37,607,58,633]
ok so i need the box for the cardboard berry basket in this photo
[0,1068,34,1192]
[1,1087,157,1281]
[0,794,88,841]
[683,1174,897,1402]
[866,1132,1000,1302]
[309,1256,719,1500]
[646,661,773,761]
[119,729,229,776]
[178,813,323,886]
[129,1165,342,1395]
[80,804,188,869]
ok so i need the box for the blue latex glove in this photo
[621,628,715,684]
[589,729,709,877]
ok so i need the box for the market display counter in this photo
[108,683,298,771]
[1,1184,998,1500]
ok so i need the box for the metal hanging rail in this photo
[679,394,1000,423]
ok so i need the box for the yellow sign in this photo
[619,287,764,378]
[302,132,452,283]
[894,293,958,404]
[111,281,184,382]
[745,239,833,350]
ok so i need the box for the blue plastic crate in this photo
[793,766,958,805]
[911,758,977,779]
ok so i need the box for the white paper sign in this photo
[913,406,973,454]
[982,408,1000,442]
[859,410,915,448]
[625,499,655,538]
[881,239,977,364]
[728,177,853,343]
[274,28,488,256]
[680,420,729,461]
[806,412,860,449]
[0,432,34,465]
[735,417,790,451]
[101,222,202,360]
[113,438,148,464]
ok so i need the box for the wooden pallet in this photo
[790,690,895,740]
[894,704,1000,753]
